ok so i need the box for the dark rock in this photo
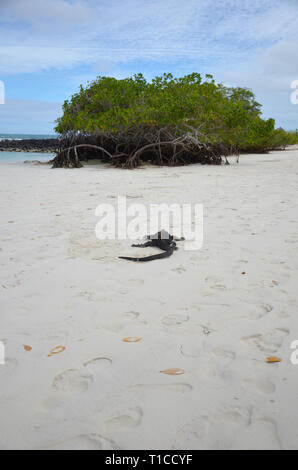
[0,138,59,153]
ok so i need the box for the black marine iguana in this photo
[119,229,184,262]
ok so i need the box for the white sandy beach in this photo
[1,148,298,450]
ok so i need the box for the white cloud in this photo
[1,0,91,26]
[262,40,298,78]
[218,34,298,130]
[1,0,297,74]
[0,46,97,74]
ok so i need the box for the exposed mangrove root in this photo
[52,128,236,169]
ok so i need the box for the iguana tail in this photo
[119,248,174,262]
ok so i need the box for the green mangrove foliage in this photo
[54,73,297,168]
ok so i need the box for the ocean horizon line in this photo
[0,133,58,141]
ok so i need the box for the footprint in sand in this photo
[204,275,223,284]
[208,407,252,450]
[241,377,276,395]
[241,328,289,353]
[249,303,273,320]
[171,417,209,449]
[179,339,203,358]
[211,349,236,380]
[173,406,251,450]
[161,314,189,326]
[232,418,281,450]
[104,407,143,432]
[83,356,112,369]
[103,315,147,333]
[45,433,119,450]
[52,356,112,393]
[212,348,236,365]
[216,407,252,425]
[3,278,22,288]
[178,346,236,385]
[121,311,140,320]
[285,238,298,244]
[72,290,97,302]
[171,266,186,274]
[52,369,94,393]
[209,284,228,291]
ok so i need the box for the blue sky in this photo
[0,0,297,134]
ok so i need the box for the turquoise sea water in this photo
[0,133,57,163]
[0,133,57,140]
[0,151,55,163]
